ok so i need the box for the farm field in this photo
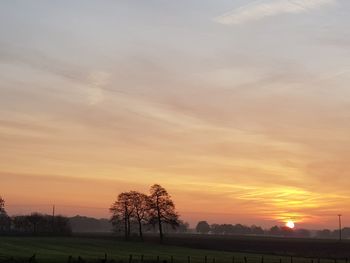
[157,234,350,258]
[0,236,349,263]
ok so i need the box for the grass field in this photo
[0,236,250,263]
[0,236,348,263]
[159,234,350,258]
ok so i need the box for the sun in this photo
[286,220,295,229]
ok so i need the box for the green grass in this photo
[0,236,345,263]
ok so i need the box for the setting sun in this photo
[286,221,295,229]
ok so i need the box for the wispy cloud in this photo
[87,71,110,105]
[215,0,337,25]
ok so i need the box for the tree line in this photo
[316,228,350,239]
[2,191,348,240]
[0,196,71,235]
[196,221,350,239]
[196,221,309,237]
[110,184,181,242]
[196,221,265,235]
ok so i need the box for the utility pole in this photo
[338,214,342,241]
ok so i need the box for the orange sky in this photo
[1,1,350,229]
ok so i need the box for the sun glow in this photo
[286,220,295,229]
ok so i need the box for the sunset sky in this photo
[1,0,350,229]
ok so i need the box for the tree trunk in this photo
[156,196,163,242]
[158,217,163,242]
[127,218,131,237]
[138,218,143,240]
[124,202,128,240]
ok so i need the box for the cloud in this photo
[86,71,110,105]
[0,42,86,83]
[0,43,114,106]
[215,0,336,25]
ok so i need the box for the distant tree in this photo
[0,197,10,233]
[110,192,134,240]
[176,220,189,233]
[27,213,44,235]
[233,224,251,235]
[210,224,223,234]
[269,225,281,236]
[316,229,332,239]
[0,214,10,233]
[204,223,266,236]
[69,216,112,233]
[12,215,30,233]
[11,214,71,235]
[332,229,341,239]
[295,229,311,238]
[149,184,179,242]
[251,225,264,235]
[221,224,233,235]
[338,227,350,239]
[162,220,189,233]
[196,221,211,234]
[342,227,350,239]
[129,191,150,239]
[280,226,294,237]
[53,215,72,235]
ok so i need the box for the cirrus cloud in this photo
[214,0,337,25]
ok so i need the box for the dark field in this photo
[0,235,349,263]
[159,234,350,258]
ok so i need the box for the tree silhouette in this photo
[11,214,71,235]
[28,213,43,235]
[110,192,134,240]
[149,184,179,242]
[196,221,210,234]
[316,229,332,238]
[129,191,150,239]
[269,225,281,236]
[12,215,30,233]
[251,225,264,235]
[0,197,10,233]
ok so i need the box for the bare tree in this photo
[196,221,210,234]
[129,191,150,239]
[0,197,10,233]
[110,192,134,240]
[11,214,71,235]
[27,213,43,235]
[149,184,179,242]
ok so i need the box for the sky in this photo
[1,0,350,229]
